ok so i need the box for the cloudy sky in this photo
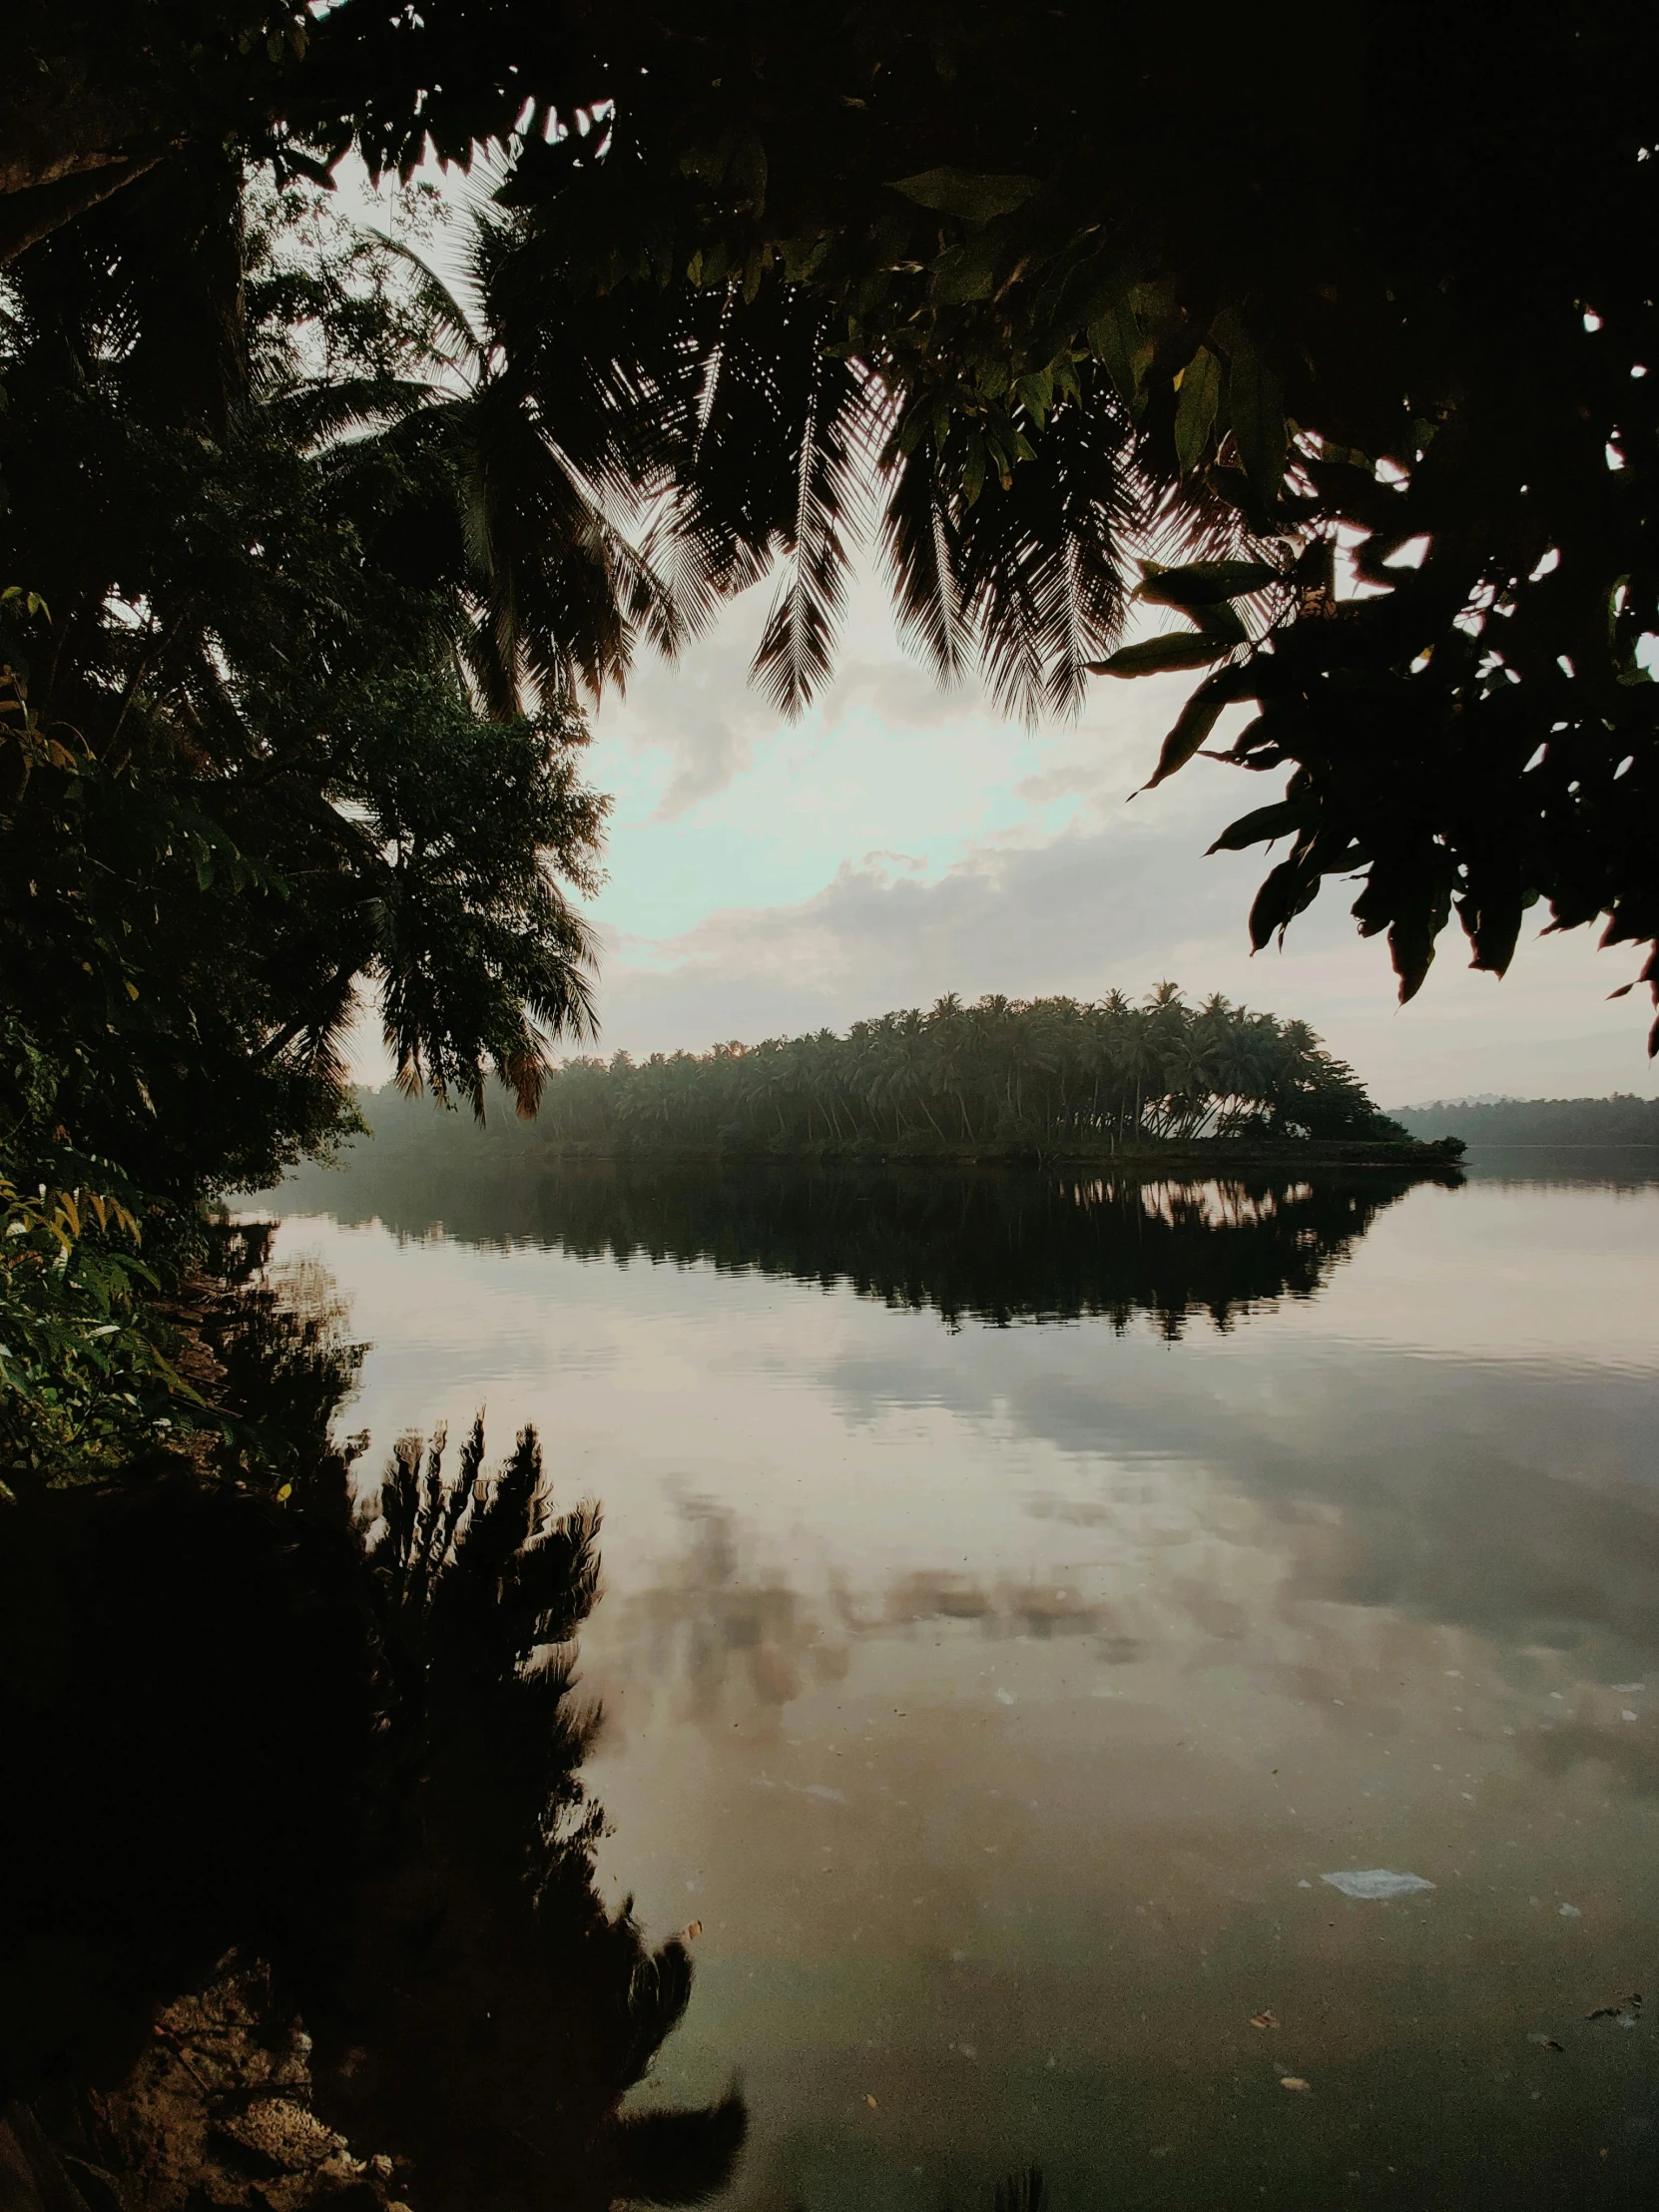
[528,568,1649,1110]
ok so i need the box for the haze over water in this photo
[253,1153,1659,2210]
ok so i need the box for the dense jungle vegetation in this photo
[300,986,1412,1165]
[0,183,614,1481]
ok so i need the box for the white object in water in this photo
[1321,1869,1436,1901]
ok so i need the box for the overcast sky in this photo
[497,566,1645,1110]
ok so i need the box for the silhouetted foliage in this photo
[451,2,1659,1038]
[1,1416,746,2210]
[0,1465,376,2102]
[273,1154,1446,1338]
[304,987,1408,1170]
[9,4,1656,1063]
[0,179,607,1216]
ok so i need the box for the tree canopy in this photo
[1,184,612,1201]
[0,182,617,1471]
[9,2,1658,1050]
[332,986,1407,1158]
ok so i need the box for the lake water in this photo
[252,1154,1659,2210]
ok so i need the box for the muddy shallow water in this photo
[251,1159,1659,2210]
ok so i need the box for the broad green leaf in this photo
[1207,800,1307,852]
[928,240,998,304]
[961,435,987,506]
[1193,600,1249,646]
[1248,854,1320,949]
[891,168,1041,223]
[1174,346,1221,474]
[1088,633,1230,679]
[1014,365,1055,423]
[1088,299,1145,417]
[1137,663,1251,789]
[1226,332,1288,513]
[1135,560,1284,608]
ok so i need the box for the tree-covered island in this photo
[295,985,1453,1170]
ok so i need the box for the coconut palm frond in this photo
[369,227,487,365]
[877,416,968,688]
[270,371,448,450]
[751,335,879,717]
[956,375,1142,721]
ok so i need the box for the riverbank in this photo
[455,1133,1466,1173]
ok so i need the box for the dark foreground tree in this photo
[7,1,1657,1142]
[1,1416,747,2209]
[0,179,618,1205]
[455,0,1659,1042]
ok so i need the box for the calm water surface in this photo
[254,1157,1659,2209]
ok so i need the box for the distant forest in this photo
[335,989,1413,1166]
[1393,1095,1659,1146]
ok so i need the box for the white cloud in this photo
[587,817,1655,1105]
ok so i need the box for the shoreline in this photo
[430,1136,1467,1174]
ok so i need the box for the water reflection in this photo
[0,1420,742,2212]
[1457,1144,1659,1191]
[237,1162,1659,2210]
[272,1157,1456,1334]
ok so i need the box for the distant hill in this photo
[1390,1094,1659,1146]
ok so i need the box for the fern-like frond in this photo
[877,415,967,687]
[751,324,881,717]
[956,374,1141,720]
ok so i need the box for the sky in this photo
[501,568,1652,1111]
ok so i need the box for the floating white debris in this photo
[752,1777,849,1804]
[995,1688,1017,1706]
[1559,1903,1582,1919]
[1321,1869,1435,1901]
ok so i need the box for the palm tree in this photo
[306,219,719,716]
[516,985,1396,1154]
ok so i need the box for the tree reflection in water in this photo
[0,1416,744,2212]
[271,1157,1460,1336]
[331,1418,746,2211]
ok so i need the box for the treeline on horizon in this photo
[344,987,1409,1165]
[1392,1095,1659,1147]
